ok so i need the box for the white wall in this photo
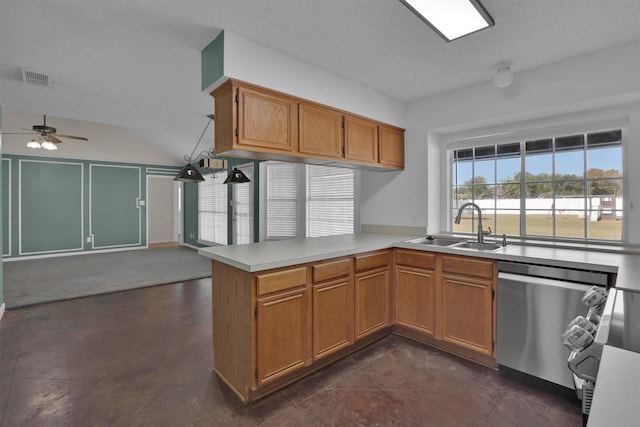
[361,41,640,244]
[2,110,179,165]
[215,31,407,128]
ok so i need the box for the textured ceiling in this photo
[1,0,639,163]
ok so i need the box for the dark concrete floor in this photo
[0,279,582,426]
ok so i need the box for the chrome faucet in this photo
[454,202,490,243]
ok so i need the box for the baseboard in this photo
[0,303,5,322]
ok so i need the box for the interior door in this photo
[232,163,254,245]
[147,175,174,244]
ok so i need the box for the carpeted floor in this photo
[2,246,211,308]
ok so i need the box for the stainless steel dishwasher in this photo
[497,261,610,389]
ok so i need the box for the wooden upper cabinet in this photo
[237,85,297,152]
[299,103,343,159]
[343,115,379,163]
[378,125,405,169]
[211,79,404,170]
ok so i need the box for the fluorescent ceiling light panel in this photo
[400,0,494,42]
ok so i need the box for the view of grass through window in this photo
[451,130,623,241]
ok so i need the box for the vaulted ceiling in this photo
[1,0,639,163]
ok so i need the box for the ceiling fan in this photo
[4,114,89,148]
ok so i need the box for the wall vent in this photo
[22,68,52,87]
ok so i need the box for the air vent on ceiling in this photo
[21,68,52,87]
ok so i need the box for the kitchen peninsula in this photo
[199,232,640,425]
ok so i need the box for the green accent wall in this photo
[201,31,225,91]
[183,180,203,248]
[0,107,3,309]
[90,164,142,248]
[20,160,83,253]
[1,154,181,259]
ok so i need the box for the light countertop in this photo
[199,232,640,292]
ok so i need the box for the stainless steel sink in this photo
[451,241,505,251]
[404,237,465,247]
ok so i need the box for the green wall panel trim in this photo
[20,159,84,254]
[201,31,225,91]
[0,107,3,307]
[1,154,183,259]
[2,159,9,256]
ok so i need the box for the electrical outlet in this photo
[86,236,92,243]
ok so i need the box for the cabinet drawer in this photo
[313,258,351,283]
[354,251,390,273]
[442,255,494,280]
[256,267,307,295]
[395,249,435,270]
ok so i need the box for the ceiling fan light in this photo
[27,139,42,149]
[41,140,58,150]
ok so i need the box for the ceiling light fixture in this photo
[174,115,217,183]
[399,0,494,42]
[223,167,251,184]
[26,138,42,149]
[493,62,514,88]
[41,140,58,151]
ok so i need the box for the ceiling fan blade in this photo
[2,132,37,135]
[55,134,88,141]
[46,135,63,144]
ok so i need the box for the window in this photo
[198,170,228,245]
[306,165,354,237]
[451,129,623,241]
[262,161,357,240]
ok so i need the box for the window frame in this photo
[443,109,628,244]
[259,161,360,241]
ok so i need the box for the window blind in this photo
[265,162,298,239]
[306,165,354,237]
[198,171,228,245]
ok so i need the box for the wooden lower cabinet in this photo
[440,274,493,355]
[312,256,353,360]
[440,254,496,357]
[211,249,496,403]
[313,278,353,360]
[395,266,436,336]
[256,287,310,386]
[394,250,497,364]
[355,268,390,339]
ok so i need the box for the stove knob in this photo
[562,324,594,352]
[582,286,607,309]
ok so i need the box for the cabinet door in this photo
[237,85,297,152]
[299,103,343,159]
[256,287,309,385]
[441,275,493,355]
[378,125,404,169]
[313,278,353,360]
[396,266,436,336]
[355,268,389,339]
[344,115,378,163]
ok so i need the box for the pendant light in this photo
[174,163,204,182]
[223,167,251,184]
[174,115,215,183]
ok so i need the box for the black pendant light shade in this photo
[224,167,251,184]
[174,163,205,182]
